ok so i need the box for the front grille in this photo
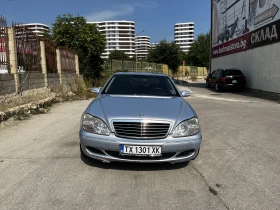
[105,150,176,160]
[113,121,170,139]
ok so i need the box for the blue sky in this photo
[0,0,210,43]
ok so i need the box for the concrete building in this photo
[89,20,135,59]
[211,0,280,96]
[151,43,159,48]
[174,22,194,53]
[135,36,151,60]
[18,23,50,37]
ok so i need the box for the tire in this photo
[206,80,209,88]
[215,83,220,92]
[238,87,245,92]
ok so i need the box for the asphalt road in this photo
[0,87,279,210]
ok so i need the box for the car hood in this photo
[86,95,196,130]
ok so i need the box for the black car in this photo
[206,68,246,92]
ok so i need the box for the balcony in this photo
[175,26,194,29]
[175,37,194,41]
[174,30,194,33]
[136,41,150,44]
[174,34,194,37]
[119,36,134,39]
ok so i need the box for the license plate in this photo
[232,80,237,83]
[120,145,162,156]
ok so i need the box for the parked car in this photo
[206,68,246,91]
[80,72,202,164]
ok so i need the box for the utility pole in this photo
[210,0,213,74]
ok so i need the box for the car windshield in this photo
[224,70,243,76]
[101,74,180,97]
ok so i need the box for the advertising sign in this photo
[212,0,280,58]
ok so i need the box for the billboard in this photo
[212,0,280,58]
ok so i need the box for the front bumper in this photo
[79,129,202,164]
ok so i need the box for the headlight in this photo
[82,114,110,136]
[172,117,200,137]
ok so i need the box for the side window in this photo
[219,70,225,77]
[211,70,216,76]
[214,70,220,77]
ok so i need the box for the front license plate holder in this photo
[120,145,162,156]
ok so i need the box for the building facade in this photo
[89,21,135,59]
[174,22,194,53]
[135,36,150,60]
[211,0,280,95]
[19,23,50,37]
[151,43,159,49]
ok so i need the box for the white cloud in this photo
[85,1,158,22]
[86,6,134,21]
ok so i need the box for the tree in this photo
[109,50,130,60]
[147,40,181,73]
[178,51,188,65]
[51,14,106,78]
[186,31,210,68]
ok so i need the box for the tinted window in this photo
[211,70,216,76]
[214,70,220,77]
[102,75,179,96]
[224,70,243,76]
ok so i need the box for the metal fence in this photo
[42,38,57,73]
[0,15,9,72]
[105,60,163,73]
[59,47,75,72]
[12,23,41,72]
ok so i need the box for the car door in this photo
[213,69,220,84]
[208,70,216,85]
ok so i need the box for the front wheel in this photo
[238,86,245,92]
[215,83,220,92]
[206,80,209,88]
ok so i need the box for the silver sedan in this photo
[79,72,202,164]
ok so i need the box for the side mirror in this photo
[91,87,100,94]
[181,90,191,97]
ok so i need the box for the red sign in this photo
[212,34,249,58]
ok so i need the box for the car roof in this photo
[223,68,242,71]
[114,72,167,77]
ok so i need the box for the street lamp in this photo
[135,30,145,71]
